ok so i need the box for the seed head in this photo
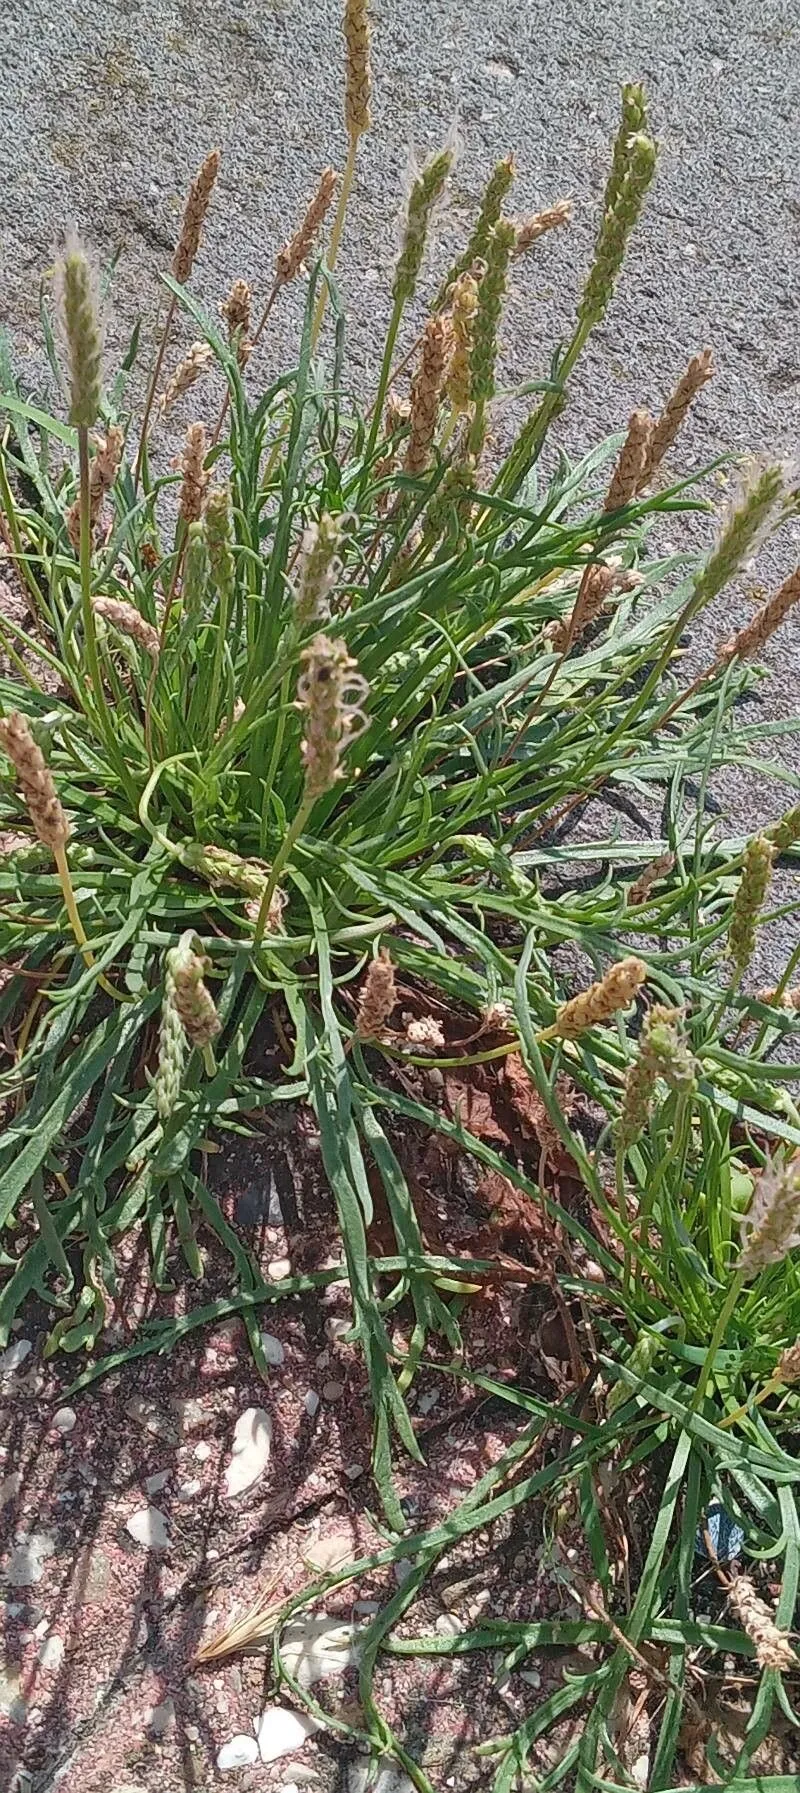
[294,514,341,628]
[276,167,338,286]
[356,948,397,1040]
[601,83,648,220]
[469,218,516,406]
[627,852,675,907]
[178,422,209,524]
[220,278,252,365]
[737,1154,800,1278]
[604,410,655,512]
[693,460,786,613]
[168,930,221,1050]
[158,341,213,415]
[767,805,800,856]
[393,145,454,305]
[513,198,572,256]
[553,956,646,1040]
[154,952,187,1122]
[424,437,477,540]
[776,1340,800,1385]
[618,1004,695,1148]
[66,423,124,550]
[728,833,774,975]
[578,132,657,333]
[405,316,449,477]
[93,596,160,659]
[717,565,800,667]
[204,485,235,610]
[727,1575,797,1672]
[639,347,714,486]
[297,633,369,803]
[343,0,372,140]
[0,711,69,853]
[173,148,221,284]
[446,268,481,415]
[546,561,640,654]
[435,153,514,307]
[55,232,103,429]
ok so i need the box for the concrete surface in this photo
[2,1,800,848]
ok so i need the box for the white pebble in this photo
[144,1469,171,1495]
[125,1507,169,1551]
[223,1407,272,1498]
[0,1340,32,1377]
[344,1463,364,1481]
[5,1532,56,1586]
[38,1633,65,1670]
[260,1332,285,1366]
[304,1390,320,1417]
[268,1257,292,1281]
[52,1406,77,1433]
[216,1734,260,1770]
[254,1705,321,1762]
[194,1441,211,1462]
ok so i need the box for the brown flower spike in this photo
[0,711,69,852]
[173,149,221,284]
[276,168,338,286]
[356,949,397,1039]
[552,957,647,1039]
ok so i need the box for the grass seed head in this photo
[66,424,124,550]
[446,268,481,415]
[356,947,397,1039]
[297,633,369,802]
[767,804,800,856]
[618,1003,694,1147]
[513,198,572,255]
[154,953,187,1122]
[727,1575,797,1672]
[55,232,103,429]
[718,564,800,666]
[294,514,342,628]
[601,82,648,221]
[93,597,160,659]
[405,316,450,476]
[205,485,235,608]
[737,1154,800,1278]
[728,833,774,975]
[393,145,454,305]
[604,410,655,511]
[628,852,675,906]
[158,341,213,414]
[168,931,221,1049]
[469,217,516,406]
[639,347,714,485]
[276,167,339,286]
[694,459,786,611]
[435,153,514,306]
[178,422,209,524]
[578,131,657,332]
[0,711,69,853]
[220,278,252,364]
[343,0,372,139]
[776,1340,800,1385]
[173,148,221,284]
[182,519,209,615]
[554,956,646,1039]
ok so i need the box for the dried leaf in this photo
[444,1072,509,1144]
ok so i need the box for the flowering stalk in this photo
[543,956,646,1040]
[167,931,221,1074]
[435,153,515,308]
[311,0,372,345]
[135,147,221,482]
[638,347,714,487]
[355,948,397,1039]
[469,218,516,455]
[364,142,453,474]
[205,485,236,737]
[0,710,90,970]
[56,235,107,727]
[728,834,774,977]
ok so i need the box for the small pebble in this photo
[344,1463,364,1481]
[125,1507,169,1551]
[268,1257,292,1281]
[324,1316,352,1343]
[38,1634,65,1671]
[0,1340,32,1377]
[216,1735,260,1771]
[322,1380,344,1402]
[260,1332,285,1367]
[194,1441,211,1462]
[176,1479,202,1500]
[394,1558,414,1586]
[144,1470,171,1495]
[52,1407,77,1434]
[304,1390,320,1417]
[147,1696,176,1736]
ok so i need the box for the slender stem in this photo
[311,131,359,350]
[78,426,103,714]
[362,294,405,482]
[134,293,177,487]
[690,1271,745,1418]
[260,669,292,853]
[718,1373,782,1433]
[252,794,313,947]
[53,841,123,1001]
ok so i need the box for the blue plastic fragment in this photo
[696,1500,745,1563]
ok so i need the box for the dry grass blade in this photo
[193,1572,283,1663]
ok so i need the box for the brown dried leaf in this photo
[444,1073,509,1144]
[501,1054,576,1167]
